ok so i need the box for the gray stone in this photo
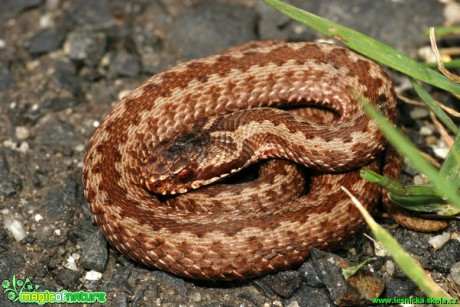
[168,0,258,60]
[0,150,22,197]
[110,292,129,307]
[259,270,302,298]
[384,278,417,299]
[105,267,132,293]
[66,30,107,67]
[107,51,141,78]
[450,262,460,286]
[299,260,324,287]
[0,251,25,284]
[0,65,13,91]
[81,232,108,272]
[0,0,41,19]
[44,177,78,222]
[286,284,335,307]
[310,248,385,306]
[42,96,79,112]
[56,268,82,289]
[430,240,460,274]
[27,28,66,55]
[34,119,78,155]
[68,0,113,29]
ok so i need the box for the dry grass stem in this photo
[430,27,460,83]
[430,112,455,148]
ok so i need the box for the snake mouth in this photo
[140,176,192,195]
[140,169,242,196]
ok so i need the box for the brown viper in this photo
[83,41,426,280]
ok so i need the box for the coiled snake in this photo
[83,42,400,280]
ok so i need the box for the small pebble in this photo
[431,140,449,159]
[409,107,429,119]
[64,30,107,66]
[65,260,78,271]
[15,126,30,140]
[384,259,395,277]
[74,144,85,152]
[17,142,30,153]
[444,1,460,24]
[419,126,433,136]
[45,0,60,10]
[39,14,54,28]
[451,262,460,286]
[428,232,450,249]
[413,174,429,185]
[118,89,131,100]
[85,270,103,281]
[417,46,437,63]
[190,292,201,302]
[374,240,388,257]
[65,253,80,271]
[3,216,27,241]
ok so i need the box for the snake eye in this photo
[176,169,194,183]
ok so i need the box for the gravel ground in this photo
[1,0,459,306]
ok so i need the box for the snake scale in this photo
[83,41,399,280]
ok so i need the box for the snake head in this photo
[140,131,242,195]
[140,135,200,195]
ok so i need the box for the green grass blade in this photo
[361,169,456,215]
[360,98,460,209]
[360,169,406,195]
[342,187,455,306]
[261,0,460,95]
[411,80,458,134]
[425,59,460,69]
[424,26,460,37]
[439,131,460,189]
[361,169,445,201]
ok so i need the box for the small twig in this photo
[398,93,460,118]
[419,150,443,169]
[437,101,460,118]
[430,111,454,149]
[431,47,460,56]
[397,94,425,106]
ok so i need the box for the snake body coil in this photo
[83,42,396,280]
